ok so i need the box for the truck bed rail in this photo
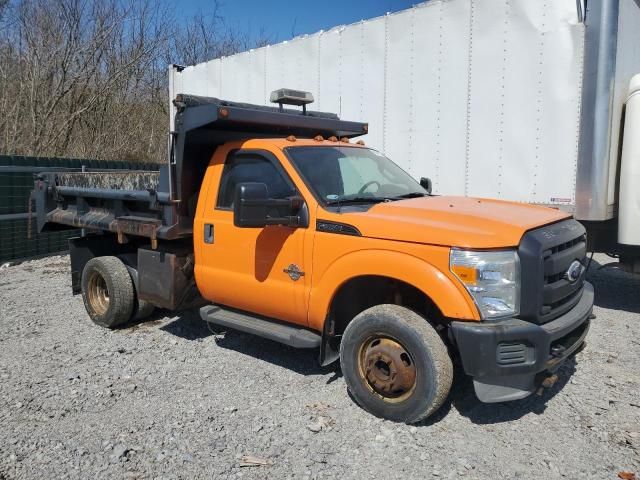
[33,167,176,246]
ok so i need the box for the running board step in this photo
[199,305,321,349]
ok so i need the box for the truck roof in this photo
[233,137,370,149]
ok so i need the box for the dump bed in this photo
[34,167,166,247]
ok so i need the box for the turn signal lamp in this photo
[450,264,478,284]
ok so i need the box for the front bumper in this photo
[450,281,593,403]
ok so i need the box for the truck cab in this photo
[194,134,592,421]
[34,91,593,423]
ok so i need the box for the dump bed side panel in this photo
[55,172,160,190]
[170,0,585,209]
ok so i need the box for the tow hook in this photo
[550,345,566,358]
[536,374,559,396]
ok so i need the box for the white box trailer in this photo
[169,0,640,267]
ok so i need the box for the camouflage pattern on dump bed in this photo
[55,171,160,191]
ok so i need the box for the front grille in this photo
[544,236,586,284]
[519,219,587,324]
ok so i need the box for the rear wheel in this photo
[81,256,135,328]
[134,298,155,320]
[340,304,453,423]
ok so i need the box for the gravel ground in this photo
[0,253,638,479]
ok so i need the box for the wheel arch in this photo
[310,249,479,365]
[69,233,138,294]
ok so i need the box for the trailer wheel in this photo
[339,304,453,423]
[81,256,135,328]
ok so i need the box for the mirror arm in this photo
[240,196,302,209]
[264,215,301,227]
[240,198,290,207]
[286,215,301,227]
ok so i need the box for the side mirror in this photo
[233,182,302,228]
[420,177,432,195]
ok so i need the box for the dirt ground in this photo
[0,254,638,479]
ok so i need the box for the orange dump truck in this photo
[33,90,593,422]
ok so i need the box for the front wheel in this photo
[340,304,453,423]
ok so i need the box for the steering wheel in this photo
[358,180,381,195]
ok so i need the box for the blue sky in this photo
[172,0,418,44]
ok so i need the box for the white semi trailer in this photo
[169,0,640,269]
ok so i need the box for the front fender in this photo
[307,249,480,330]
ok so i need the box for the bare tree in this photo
[0,0,269,163]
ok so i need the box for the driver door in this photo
[196,149,310,326]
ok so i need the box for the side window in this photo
[217,152,296,209]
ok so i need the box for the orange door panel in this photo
[198,213,308,324]
[194,146,310,326]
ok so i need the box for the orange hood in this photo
[341,196,571,249]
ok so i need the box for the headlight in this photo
[450,249,520,320]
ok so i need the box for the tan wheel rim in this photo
[87,270,109,316]
[357,336,417,403]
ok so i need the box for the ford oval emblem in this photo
[565,260,584,283]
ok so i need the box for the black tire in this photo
[134,299,155,320]
[81,256,135,328]
[340,304,453,423]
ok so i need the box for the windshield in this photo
[286,146,427,205]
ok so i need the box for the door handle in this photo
[204,223,214,244]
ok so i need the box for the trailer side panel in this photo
[171,0,585,209]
